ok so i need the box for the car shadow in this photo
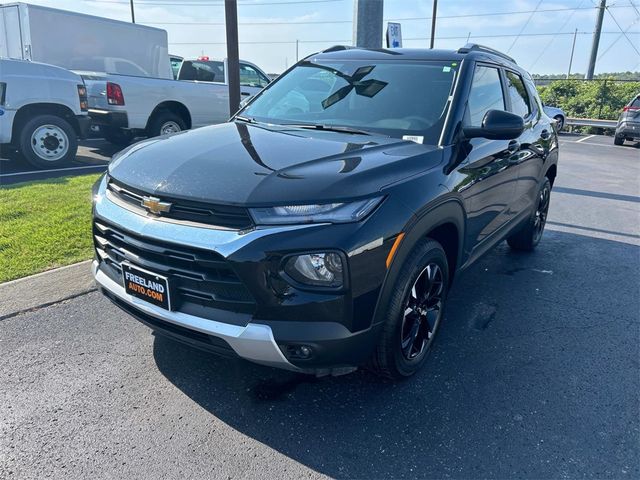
[152,230,639,478]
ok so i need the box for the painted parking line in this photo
[576,135,596,143]
[0,164,108,178]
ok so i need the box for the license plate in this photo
[122,263,171,310]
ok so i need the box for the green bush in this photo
[537,80,640,120]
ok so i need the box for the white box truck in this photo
[0,3,271,146]
[0,2,172,79]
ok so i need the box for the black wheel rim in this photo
[400,263,444,360]
[533,185,550,243]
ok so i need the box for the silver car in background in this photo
[543,104,566,132]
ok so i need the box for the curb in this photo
[0,260,96,320]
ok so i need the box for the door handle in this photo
[540,129,551,140]
[241,92,251,96]
[507,140,520,153]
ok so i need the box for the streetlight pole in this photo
[225,0,241,115]
[429,0,438,48]
[130,0,135,23]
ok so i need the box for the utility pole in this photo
[353,0,383,48]
[586,0,606,80]
[430,0,438,48]
[225,0,241,115]
[129,0,135,23]
[567,28,577,79]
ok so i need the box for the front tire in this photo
[614,135,624,146]
[507,177,551,251]
[371,239,449,380]
[554,115,564,132]
[18,114,78,168]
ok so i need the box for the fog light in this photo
[286,344,314,359]
[283,252,344,288]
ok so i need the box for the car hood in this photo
[108,122,443,205]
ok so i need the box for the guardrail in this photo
[566,118,617,129]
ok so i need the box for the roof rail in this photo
[457,43,517,64]
[322,45,357,53]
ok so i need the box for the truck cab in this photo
[0,58,90,167]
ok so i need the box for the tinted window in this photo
[240,63,270,88]
[631,96,640,108]
[467,66,505,126]
[243,59,458,143]
[505,71,531,118]
[178,60,225,82]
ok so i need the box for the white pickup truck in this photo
[0,58,90,167]
[82,58,271,145]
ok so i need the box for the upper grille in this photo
[107,179,254,230]
[93,220,255,320]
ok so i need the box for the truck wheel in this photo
[19,114,78,168]
[507,177,551,251]
[554,115,564,131]
[371,239,449,380]
[614,135,624,146]
[147,112,186,138]
[103,127,135,146]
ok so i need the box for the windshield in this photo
[241,59,458,144]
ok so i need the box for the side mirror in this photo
[463,109,524,140]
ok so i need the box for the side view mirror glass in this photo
[463,109,524,140]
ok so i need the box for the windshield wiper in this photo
[279,123,381,136]
[235,115,257,124]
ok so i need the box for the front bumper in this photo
[94,260,299,371]
[92,176,400,372]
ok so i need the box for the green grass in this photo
[0,174,101,283]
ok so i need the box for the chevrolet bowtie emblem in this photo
[141,196,172,215]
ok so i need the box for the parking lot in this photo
[1,134,639,479]
[0,139,115,185]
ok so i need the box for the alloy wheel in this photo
[533,184,551,243]
[400,263,444,360]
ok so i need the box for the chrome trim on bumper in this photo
[93,176,324,258]
[93,260,299,371]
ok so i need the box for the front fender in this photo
[370,196,466,327]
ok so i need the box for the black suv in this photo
[92,44,558,379]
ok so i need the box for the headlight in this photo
[283,252,345,288]
[250,197,383,225]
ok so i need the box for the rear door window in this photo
[240,63,270,88]
[505,71,531,118]
[466,65,505,126]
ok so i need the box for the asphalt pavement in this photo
[0,139,115,185]
[0,135,639,479]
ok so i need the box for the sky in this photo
[15,0,640,74]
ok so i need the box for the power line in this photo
[507,0,544,53]
[88,0,344,5]
[136,4,636,26]
[605,5,640,56]
[167,31,639,45]
[529,0,585,70]
[597,16,639,59]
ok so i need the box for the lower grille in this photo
[93,220,255,321]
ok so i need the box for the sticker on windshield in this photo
[403,135,424,144]
[443,66,451,73]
